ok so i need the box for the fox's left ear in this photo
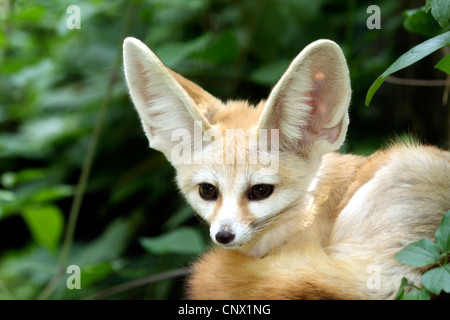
[122,37,220,163]
[258,40,351,159]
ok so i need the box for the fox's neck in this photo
[237,152,365,258]
[238,158,327,258]
[240,200,317,258]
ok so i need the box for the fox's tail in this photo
[187,244,373,300]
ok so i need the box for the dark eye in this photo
[199,183,218,200]
[248,184,274,200]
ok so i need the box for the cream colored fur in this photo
[123,37,450,299]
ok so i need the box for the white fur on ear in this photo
[258,40,351,158]
[123,37,210,161]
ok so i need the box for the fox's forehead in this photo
[208,100,264,131]
[190,163,281,189]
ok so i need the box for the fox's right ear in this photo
[123,37,218,161]
[258,40,351,159]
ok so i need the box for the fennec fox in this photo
[123,37,450,299]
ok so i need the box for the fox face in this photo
[175,143,316,254]
[123,37,351,257]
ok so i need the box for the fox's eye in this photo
[248,184,274,200]
[199,183,218,200]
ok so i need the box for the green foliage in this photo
[140,227,205,255]
[366,31,450,106]
[395,278,431,300]
[395,210,450,300]
[425,0,450,28]
[1,0,448,300]
[395,238,442,267]
[435,54,450,73]
[403,8,442,37]
[22,205,64,252]
[366,1,450,106]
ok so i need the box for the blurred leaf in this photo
[425,0,450,28]
[250,60,290,85]
[140,227,204,255]
[395,238,441,267]
[0,246,57,299]
[0,113,86,159]
[0,189,15,217]
[81,261,114,288]
[10,58,55,90]
[366,31,450,106]
[155,33,212,68]
[0,134,44,159]
[22,116,79,145]
[29,184,74,203]
[1,169,47,188]
[70,218,132,266]
[0,167,69,220]
[196,31,240,64]
[435,54,450,74]
[14,5,45,24]
[22,205,64,252]
[0,189,15,202]
[403,7,442,37]
[163,206,195,229]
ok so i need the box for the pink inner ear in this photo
[305,70,342,144]
[319,119,343,143]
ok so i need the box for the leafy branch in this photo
[366,0,450,106]
[395,210,450,300]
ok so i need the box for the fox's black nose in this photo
[215,231,235,244]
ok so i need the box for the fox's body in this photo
[188,145,450,299]
[123,37,450,299]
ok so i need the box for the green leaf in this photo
[81,261,114,287]
[435,210,450,252]
[394,277,409,300]
[403,288,431,300]
[425,0,450,28]
[70,218,132,266]
[29,184,74,203]
[163,205,195,229]
[394,277,431,300]
[395,238,441,267]
[250,60,291,85]
[403,7,443,37]
[155,33,212,68]
[0,189,15,202]
[1,168,47,188]
[0,246,57,299]
[365,31,450,106]
[421,265,450,295]
[22,205,64,252]
[435,55,450,74]
[140,227,204,255]
[196,31,240,65]
[14,5,45,23]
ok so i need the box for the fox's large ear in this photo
[123,37,220,161]
[258,40,351,159]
